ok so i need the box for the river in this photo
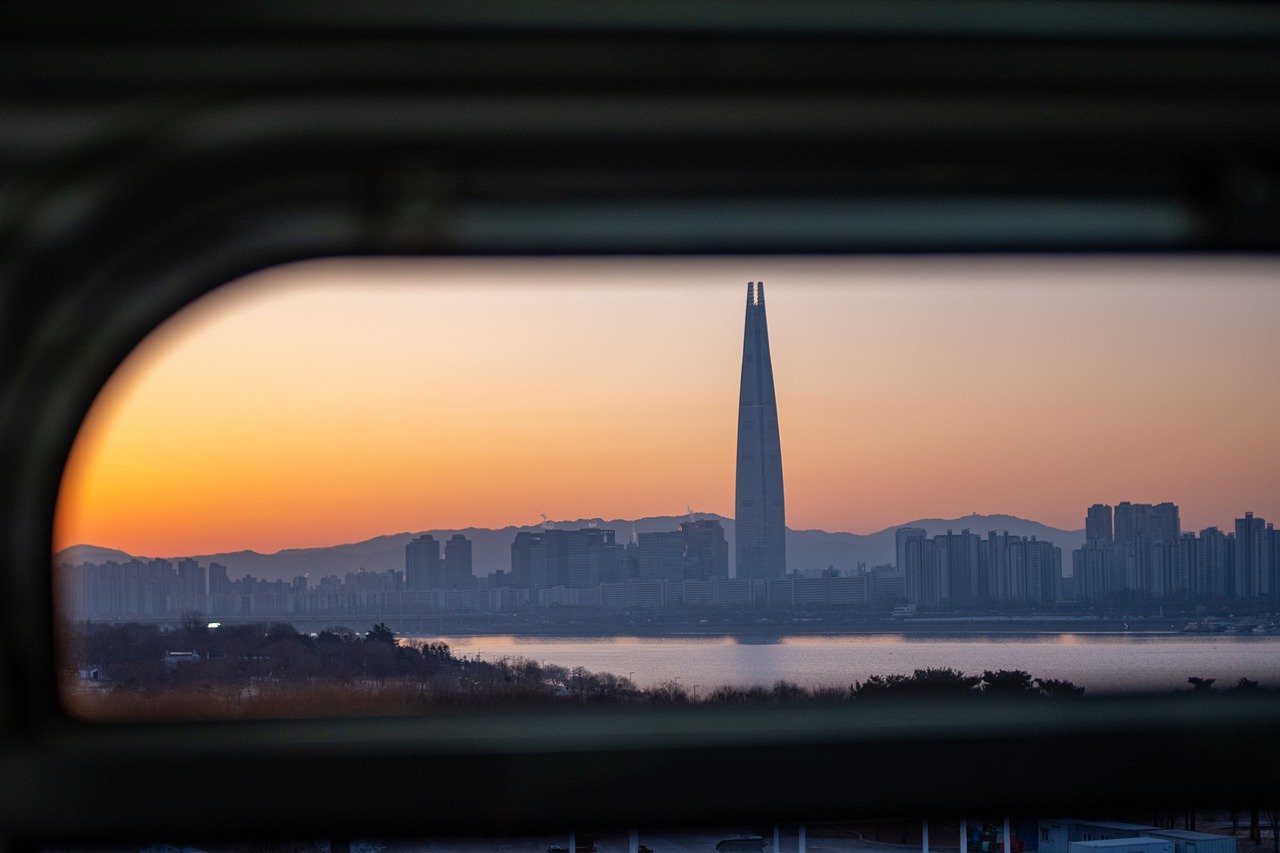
[403,633,1280,693]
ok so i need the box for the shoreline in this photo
[398,625,1229,641]
[77,614,1276,641]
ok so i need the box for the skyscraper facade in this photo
[444,533,474,589]
[511,528,622,589]
[1235,511,1272,598]
[903,536,945,606]
[174,557,199,596]
[1067,503,1280,603]
[1195,526,1233,599]
[405,534,441,591]
[734,281,786,580]
[938,529,982,603]
[638,530,685,581]
[207,562,229,596]
[1085,503,1114,545]
[895,527,927,573]
[1114,501,1180,546]
[680,519,730,581]
[1111,501,1181,595]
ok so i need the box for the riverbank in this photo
[399,632,1280,694]
[142,614,1204,638]
[398,620,1188,639]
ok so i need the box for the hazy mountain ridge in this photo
[55,544,135,566]
[57,513,1084,581]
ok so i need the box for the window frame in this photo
[3,1,1280,845]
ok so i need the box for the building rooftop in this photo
[1073,839,1173,849]
[1142,831,1233,841]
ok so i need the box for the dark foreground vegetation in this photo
[62,621,1276,720]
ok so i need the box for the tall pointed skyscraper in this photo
[735,281,786,579]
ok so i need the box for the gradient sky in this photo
[55,256,1280,558]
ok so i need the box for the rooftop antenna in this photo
[539,512,553,530]
[687,505,696,523]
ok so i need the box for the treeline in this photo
[76,620,471,685]
[64,621,1277,720]
[71,620,635,714]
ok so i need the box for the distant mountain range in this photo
[56,513,1084,582]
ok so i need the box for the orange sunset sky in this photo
[55,256,1280,558]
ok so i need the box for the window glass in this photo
[54,256,1280,720]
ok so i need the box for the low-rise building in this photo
[1070,839,1172,853]
[1142,829,1235,853]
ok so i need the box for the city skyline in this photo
[56,502,1278,575]
[56,501,1280,623]
[54,256,1280,557]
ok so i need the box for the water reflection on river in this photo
[403,634,1280,693]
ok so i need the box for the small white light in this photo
[206,622,221,629]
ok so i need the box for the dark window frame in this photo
[3,1,1280,846]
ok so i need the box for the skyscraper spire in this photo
[734,280,786,580]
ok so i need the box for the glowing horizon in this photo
[55,256,1280,558]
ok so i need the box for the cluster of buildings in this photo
[503,519,730,589]
[58,503,1279,623]
[897,503,1280,607]
[57,557,421,622]
[58,517,905,622]
[404,533,474,590]
[60,557,234,621]
[1071,503,1280,601]
[401,520,730,595]
[58,562,905,623]
[897,528,1063,607]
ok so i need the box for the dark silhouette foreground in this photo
[62,621,1270,720]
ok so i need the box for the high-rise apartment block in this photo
[1085,504,1114,545]
[895,527,927,577]
[207,562,230,596]
[444,533,474,589]
[177,557,206,597]
[902,528,1062,607]
[1235,512,1274,598]
[903,535,943,605]
[637,520,730,582]
[1072,503,1280,602]
[511,528,622,589]
[404,534,441,591]
[638,531,686,581]
[681,519,730,581]
[1114,501,1181,547]
[405,532,474,590]
[1193,527,1233,599]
